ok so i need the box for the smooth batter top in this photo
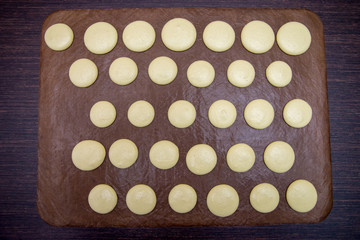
[286,179,318,213]
[250,183,280,213]
[203,21,235,52]
[168,184,197,213]
[127,100,155,127]
[186,144,217,175]
[122,20,156,52]
[69,58,98,88]
[126,184,157,215]
[266,61,292,87]
[208,100,237,128]
[207,184,239,217]
[109,139,138,169]
[149,140,179,170]
[241,20,275,54]
[109,57,138,85]
[90,101,116,128]
[227,60,255,88]
[161,18,197,51]
[264,141,295,173]
[187,60,215,88]
[88,184,117,214]
[148,56,178,85]
[168,100,196,128]
[72,140,105,171]
[44,23,73,51]
[283,99,312,128]
[226,143,255,172]
[84,22,118,54]
[244,99,274,129]
[277,21,312,56]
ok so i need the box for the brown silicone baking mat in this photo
[38,8,332,227]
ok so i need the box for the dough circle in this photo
[109,57,138,85]
[264,141,295,173]
[126,184,156,215]
[127,100,155,127]
[277,21,311,55]
[148,56,178,85]
[69,58,98,88]
[283,99,312,128]
[203,21,235,52]
[161,18,197,51]
[149,140,179,170]
[72,140,105,171]
[266,61,292,87]
[286,179,317,213]
[84,22,118,54]
[226,143,255,172]
[227,60,255,88]
[168,100,196,128]
[168,184,197,213]
[250,183,280,213]
[207,184,239,217]
[88,184,118,214]
[186,144,217,175]
[122,20,156,52]
[44,23,73,51]
[241,20,275,54]
[90,101,116,128]
[244,99,274,129]
[208,100,237,128]
[109,139,138,169]
[187,60,215,88]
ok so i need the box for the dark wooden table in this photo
[1,0,359,239]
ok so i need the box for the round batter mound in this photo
[168,184,197,213]
[44,23,74,51]
[186,144,217,175]
[286,179,317,213]
[241,20,275,54]
[161,18,197,51]
[244,99,274,129]
[122,20,156,52]
[109,139,138,169]
[168,100,196,128]
[148,56,178,85]
[72,140,106,171]
[227,60,255,88]
[203,21,235,52]
[250,183,279,213]
[187,60,215,88]
[69,58,98,88]
[208,100,237,128]
[109,57,138,85]
[127,100,155,127]
[266,61,292,87]
[283,99,312,128]
[226,143,255,172]
[88,184,118,214]
[277,21,311,55]
[126,184,156,215]
[90,101,116,128]
[149,140,179,170]
[84,22,118,54]
[207,184,239,217]
[264,141,295,173]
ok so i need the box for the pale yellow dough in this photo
[244,99,274,129]
[109,139,138,169]
[168,100,196,128]
[277,21,311,55]
[90,101,116,128]
[122,20,156,52]
[250,183,279,213]
[187,60,215,88]
[227,60,255,88]
[208,100,237,128]
[168,184,197,213]
[148,56,178,85]
[149,140,179,170]
[207,184,239,217]
[186,144,217,175]
[226,143,255,172]
[44,23,73,51]
[264,141,295,173]
[126,184,156,215]
[266,61,292,87]
[72,140,105,171]
[286,179,317,213]
[241,20,275,54]
[283,99,312,128]
[109,57,138,85]
[127,100,155,127]
[203,21,235,52]
[84,22,118,54]
[88,184,117,214]
[69,58,98,88]
[161,18,197,51]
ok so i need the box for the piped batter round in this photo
[122,20,156,52]
[226,143,255,172]
[148,56,178,85]
[109,139,138,169]
[44,23,73,51]
[283,99,312,128]
[72,140,105,171]
[241,20,275,54]
[266,61,292,87]
[69,58,98,88]
[227,60,255,88]
[286,179,317,213]
[187,60,215,88]
[127,100,155,127]
[207,184,239,217]
[168,100,196,128]
[208,100,237,128]
[186,144,217,175]
[250,183,279,213]
[277,21,311,55]
[203,21,235,52]
[149,140,179,169]
[244,99,274,129]
[161,18,197,51]
[88,184,118,214]
[168,184,197,213]
[126,184,156,215]
[90,101,116,128]
[264,141,295,173]
[84,22,118,54]
[109,57,138,85]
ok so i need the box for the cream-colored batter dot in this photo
[168,100,196,128]
[227,60,255,88]
[88,184,118,214]
[90,101,116,128]
[244,99,274,129]
[168,184,197,213]
[149,140,179,170]
[84,22,118,54]
[44,23,73,51]
[241,20,275,54]
[226,143,255,172]
[161,18,197,51]
[69,58,98,88]
[109,139,138,169]
[286,179,317,213]
[126,184,156,215]
[208,100,237,128]
[283,99,312,128]
[264,141,295,173]
[127,100,155,127]
[266,61,292,87]
[250,183,279,213]
[207,184,239,217]
[203,21,235,52]
[277,22,311,55]
[148,56,178,85]
[72,140,105,171]
[187,60,215,88]
[186,144,217,175]
[122,20,156,52]
[109,57,138,85]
